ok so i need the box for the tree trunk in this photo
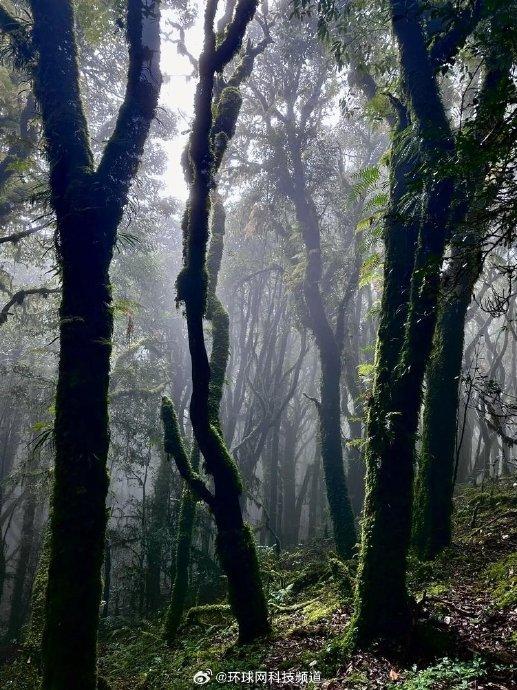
[165,10,270,643]
[412,42,512,557]
[307,443,322,540]
[6,473,37,640]
[281,419,298,548]
[27,0,162,683]
[284,126,356,559]
[319,346,356,558]
[412,281,473,558]
[41,212,113,690]
[101,540,111,618]
[163,447,198,642]
[145,453,172,614]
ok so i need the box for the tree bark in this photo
[412,42,513,559]
[164,4,270,643]
[21,1,162,686]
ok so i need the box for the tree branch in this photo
[161,397,215,508]
[0,2,32,67]
[428,0,484,69]
[96,0,162,209]
[0,286,59,325]
[30,0,93,192]
[0,224,42,245]
[212,0,258,72]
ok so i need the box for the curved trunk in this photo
[165,10,270,642]
[285,128,356,559]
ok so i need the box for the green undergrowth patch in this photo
[409,479,517,599]
[2,483,516,689]
[263,544,353,635]
[92,544,349,689]
[453,479,517,544]
[485,552,517,609]
[390,657,486,689]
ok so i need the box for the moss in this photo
[162,484,197,645]
[303,594,340,624]
[485,553,517,609]
[211,87,242,170]
[24,528,51,664]
[328,557,354,599]
[184,603,231,625]
[175,265,208,310]
[145,453,172,614]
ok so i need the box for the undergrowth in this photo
[0,480,515,689]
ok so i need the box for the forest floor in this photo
[1,480,516,690]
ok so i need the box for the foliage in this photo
[393,658,486,690]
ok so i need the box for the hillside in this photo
[2,480,516,690]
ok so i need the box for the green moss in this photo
[211,87,242,170]
[328,557,354,599]
[303,594,340,624]
[163,485,197,644]
[485,553,517,609]
[24,528,50,663]
[184,604,231,625]
[175,265,208,310]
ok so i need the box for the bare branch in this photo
[0,286,59,325]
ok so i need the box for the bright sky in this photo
[160,2,206,201]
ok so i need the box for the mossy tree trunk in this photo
[412,45,513,560]
[145,452,172,614]
[350,0,514,645]
[162,2,270,644]
[162,445,198,642]
[350,106,421,643]
[0,2,162,687]
[351,0,458,638]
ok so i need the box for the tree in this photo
[162,0,270,644]
[236,13,377,557]
[349,0,517,646]
[413,7,516,558]
[1,0,162,686]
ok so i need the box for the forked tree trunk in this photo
[24,1,162,686]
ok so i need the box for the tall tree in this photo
[413,9,516,559]
[239,17,365,557]
[350,0,514,646]
[1,0,162,687]
[162,0,270,644]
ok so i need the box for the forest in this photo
[0,0,516,688]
